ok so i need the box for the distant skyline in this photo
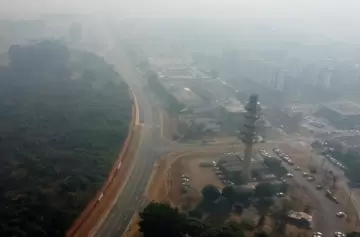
[2,0,360,42]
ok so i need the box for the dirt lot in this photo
[183,156,224,192]
[168,152,232,207]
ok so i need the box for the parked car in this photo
[336,212,346,218]
[307,176,315,182]
[334,232,345,237]
[316,184,323,190]
[313,232,323,237]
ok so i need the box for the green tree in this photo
[204,222,245,237]
[254,183,276,198]
[254,231,270,237]
[139,202,186,237]
[271,198,292,233]
[255,197,274,227]
[263,157,287,177]
[222,186,253,206]
[347,232,360,237]
[183,217,206,237]
[222,186,237,200]
[202,185,221,202]
[139,202,246,237]
[188,209,203,219]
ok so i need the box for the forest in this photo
[0,41,132,236]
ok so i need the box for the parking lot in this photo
[180,155,225,195]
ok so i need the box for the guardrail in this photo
[66,88,139,236]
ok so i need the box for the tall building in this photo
[273,69,286,92]
[317,67,333,89]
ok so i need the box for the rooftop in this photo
[288,211,312,223]
[221,159,265,173]
[218,98,245,113]
[165,84,203,107]
[324,101,360,116]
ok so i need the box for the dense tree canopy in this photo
[263,157,287,178]
[327,149,360,183]
[347,232,360,237]
[0,41,131,236]
[139,202,186,237]
[139,202,246,237]
[222,186,253,207]
[202,185,222,202]
[254,183,276,198]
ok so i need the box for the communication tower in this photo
[241,94,261,182]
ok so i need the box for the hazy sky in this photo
[2,0,360,42]
[2,0,360,19]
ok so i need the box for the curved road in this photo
[93,27,166,236]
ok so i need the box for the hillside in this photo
[0,41,132,236]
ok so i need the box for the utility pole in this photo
[241,94,261,183]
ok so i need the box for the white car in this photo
[336,212,346,218]
[285,173,294,177]
[307,176,315,182]
[276,192,285,197]
[313,232,323,237]
[334,232,345,237]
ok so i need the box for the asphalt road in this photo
[269,147,346,237]
[93,28,165,237]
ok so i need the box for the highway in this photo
[93,25,166,237]
[269,148,346,237]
